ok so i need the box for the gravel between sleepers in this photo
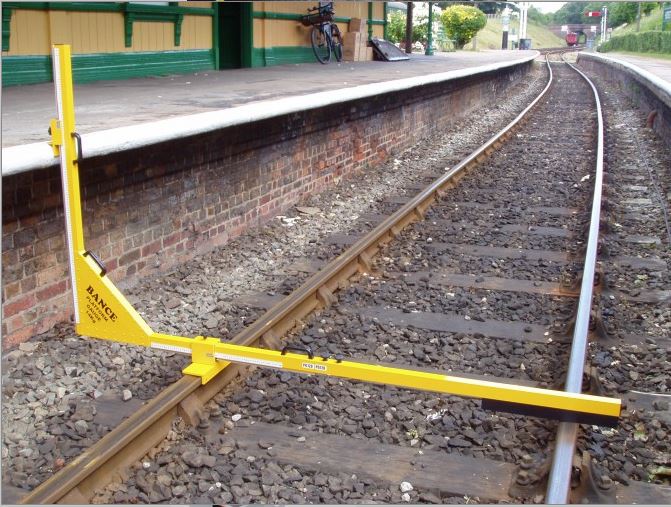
[90,62,604,504]
[577,66,671,490]
[1,62,548,499]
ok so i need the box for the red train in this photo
[565,32,579,46]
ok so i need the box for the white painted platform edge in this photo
[2,52,538,176]
[578,52,671,103]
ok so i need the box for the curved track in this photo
[17,52,670,505]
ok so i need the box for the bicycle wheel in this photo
[311,26,331,64]
[331,25,343,62]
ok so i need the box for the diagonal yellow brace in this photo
[50,43,622,426]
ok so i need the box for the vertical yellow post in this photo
[51,44,154,345]
[52,44,85,323]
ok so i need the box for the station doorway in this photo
[217,1,253,69]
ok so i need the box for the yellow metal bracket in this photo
[50,44,622,427]
[181,336,228,384]
[49,119,62,157]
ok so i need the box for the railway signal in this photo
[49,44,622,428]
[585,11,602,17]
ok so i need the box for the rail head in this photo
[545,51,606,505]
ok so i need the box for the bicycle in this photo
[300,3,343,64]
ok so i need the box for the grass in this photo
[462,16,565,50]
[612,6,665,36]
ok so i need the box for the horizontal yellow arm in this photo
[150,334,621,426]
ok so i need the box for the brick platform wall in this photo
[2,63,532,348]
[578,54,671,146]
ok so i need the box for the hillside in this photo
[612,6,664,36]
[463,16,564,50]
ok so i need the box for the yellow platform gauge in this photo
[50,44,621,427]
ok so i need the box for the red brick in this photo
[36,279,67,302]
[141,240,161,257]
[20,275,37,293]
[3,293,36,319]
[4,314,24,334]
[2,323,37,349]
[37,265,67,287]
[162,231,181,247]
[119,248,141,266]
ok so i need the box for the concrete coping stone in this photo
[577,52,671,108]
[1,52,539,177]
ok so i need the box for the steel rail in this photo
[20,55,555,505]
[545,52,606,504]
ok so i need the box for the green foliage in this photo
[613,5,666,35]
[387,10,406,43]
[413,14,429,45]
[440,4,487,49]
[386,10,429,46]
[598,30,671,54]
[472,2,510,15]
[553,2,659,27]
[527,6,550,26]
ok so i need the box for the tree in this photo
[440,4,487,49]
[527,5,550,25]
[552,2,659,27]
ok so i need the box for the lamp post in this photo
[425,2,434,55]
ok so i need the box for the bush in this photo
[598,31,671,54]
[440,5,486,49]
[387,11,406,43]
[387,10,429,47]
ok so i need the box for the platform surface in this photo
[597,52,671,86]
[2,51,537,148]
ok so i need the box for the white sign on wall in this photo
[591,25,597,32]
[561,25,568,32]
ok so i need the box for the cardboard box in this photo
[343,44,361,62]
[349,18,365,33]
[365,46,373,61]
[344,31,362,48]
[358,37,369,61]
[343,32,362,61]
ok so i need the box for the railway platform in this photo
[2,50,538,149]
[596,52,671,86]
[578,51,671,145]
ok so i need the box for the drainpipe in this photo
[425,2,434,55]
[383,2,388,40]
